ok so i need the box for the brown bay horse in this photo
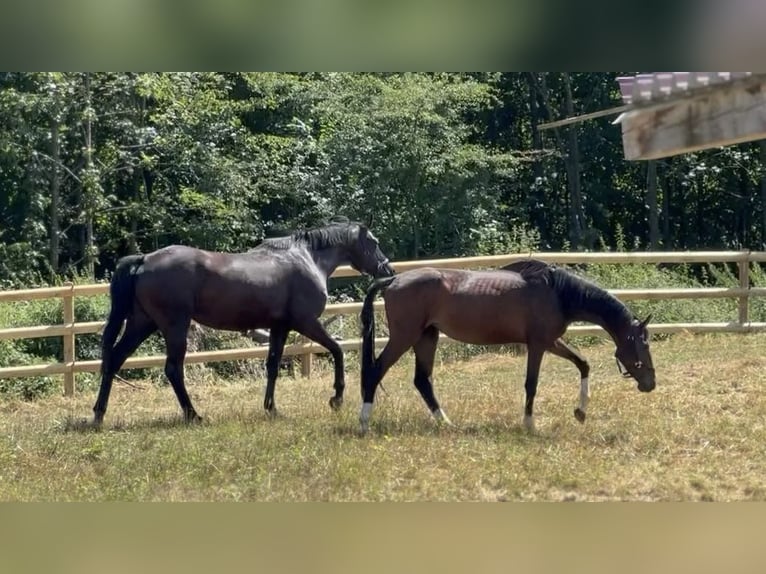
[358,259,655,433]
[93,220,394,425]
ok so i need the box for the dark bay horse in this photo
[358,259,655,433]
[93,220,394,425]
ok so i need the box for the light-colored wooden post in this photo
[62,282,75,396]
[301,351,313,377]
[738,252,750,327]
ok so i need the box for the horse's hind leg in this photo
[93,310,157,425]
[412,326,450,425]
[360,332,419,432]
[293,317,346,410]
[522,344,545,431]
[264,323,289,414]
[161,318,200,422]
[547,338,591,423]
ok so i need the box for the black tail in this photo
[361,276,395,390]
[100,254,144,374]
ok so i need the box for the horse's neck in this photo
[310,246,349,280]
[567,296,631,343]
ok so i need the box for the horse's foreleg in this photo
[523,344,546,432]
[547,338,591,423]
[264,324,289,413]
[412,326,450,425]
[293,318,345,410]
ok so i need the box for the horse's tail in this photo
[361,276,396,388]
[100,254,144,373]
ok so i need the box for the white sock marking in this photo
[523,414,535,431]
[432,408,452,426]
[579,377,590,413]
[359,402,374,433]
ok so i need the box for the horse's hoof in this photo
[523,414,536,432]
[432,408,452,426]
[72,417,101,432]
[329,396,343,410]
[265,407,279,418]
[185,413,203,424]
[573,408,586,423]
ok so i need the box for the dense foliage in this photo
[2,72,765,289]
[2,72,766,397]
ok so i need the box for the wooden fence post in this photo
[62,282,75,396]
[738,252,750,327]
[301,352,313,377]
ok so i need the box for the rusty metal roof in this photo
[616,72,754,105]
[542,72,764,131]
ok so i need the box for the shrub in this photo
[0,340,57,399]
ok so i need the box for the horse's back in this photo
[140,245,286,281]
[386,266,539,296]
[136,245,234,302]
[384,267,565,344]
[132,245,300,330]
[141,244,211,271]
[386,267,444,289]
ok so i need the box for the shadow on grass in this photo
[331,417,551,441]
[60,413,208,434]
[58,407,558,440]
[58,406,296,434]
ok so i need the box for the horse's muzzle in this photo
[637,370,656,393]
[617,359,656,392]
[638,380,656,393]
[377,260,395,277]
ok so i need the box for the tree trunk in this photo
[761,140,766,248]
[562,73,585,249]
[126,172,141,254]
[536,73,575,249]
[526,73,547,241]
[412,219,421,258]
[129,214,139,254]
[49,117,60,272]
[661,167,671,248]
[647,160,660,249]
[527,74,544,181]
[84,73,96,277]
[739,176,749,248]
[695,177,703,249]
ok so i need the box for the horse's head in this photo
[348,225,394,278]
[615,314,656,392]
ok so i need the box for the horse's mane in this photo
[500,259,552,285]
[257,217,360,252]
[501,258,633,325]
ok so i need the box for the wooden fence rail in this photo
[1,250,765,396]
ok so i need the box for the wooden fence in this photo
[2,250,766,396]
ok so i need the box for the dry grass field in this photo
[0,332,765,501]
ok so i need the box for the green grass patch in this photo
[0,332,764,501]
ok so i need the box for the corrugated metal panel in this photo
[616,72,753,105]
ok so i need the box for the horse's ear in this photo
[367,212,374,228]
[640,314,652,328]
